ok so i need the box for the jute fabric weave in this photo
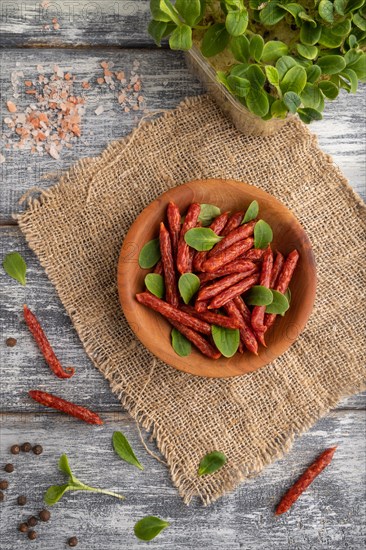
[18,96,366,505]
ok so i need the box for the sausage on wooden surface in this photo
[176,202,201,274]
[202,238,254,273]
[208,273,260,310]
[159,222,179,307]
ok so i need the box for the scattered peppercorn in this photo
[4,463,14,473]
[19,523,28,533]
[6,337,17,347]
[27,516,38,527]
[68,537,78,547]
[10,444,20,455]
[0,491,4,502]
[32,445,43,455]
[17,495,27,506]
[28,530,37,540]
[0,480,9,490]
[39,509,51,522]
[21,442,32,452]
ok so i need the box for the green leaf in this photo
[249,34,264,62]
[198,204,221,226]
[227,75,251,96]
[171,328,192,356]
[280,65,307,94]
[346,51,366,79]
[112,431,144,471]
[243,200,259,223]
[332,19,352,36]
[245,64,266,87]
[281,3,303,22]
[261,40,288,63]
[296,43,318,60]
[345,0,365,12]
[226,8,249,36]
[144,273,165,299]
[318,55,347,74]
[184,227,223,251]
[318,79,339,98]
[334,0,347,15]
[265,65,280,87]
[211,325,239,357]
[300,22,322,45]
[254,220,273,248]
[44,484,70,506]
[259,2,286,25]
[175,0,202,26]
[318,0,334,23]
[201,23,230,57]
[265,290,290,314]
[198,451,227,476]
[230,63,250,77]
[139,239,161,269]
[271,99,288,118]
[169,24,192,50]
[245,285,273,306]
[159,0,181,24]
[340,68,359,92]
[283,91,301,113]
[134,516,170,541]
[150,0,172,22]
[230,35,250,62]
[306,64,322,83]
[318,27,344,48]
[217,70,231,91]
[348,34,358,48]
[178,273,201,304]
[2,252,27,286]
[148,20,176,46]
[298,107,323,123]
[58,454,73,479]
[300,83,323,109]
[298,11,317,25]
[276,56,298,79]
[246,88,270,117]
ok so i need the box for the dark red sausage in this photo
[195,299,209,313]
[180,304,240,330]
[153,260,163,275]
[208,220,256,258]
[28,390,103,425]
[202,238,254,273]
[223,301,258,355]
[221,211,244,236]
[270,251,285,288]
[197,271,254,302]
[170,320,221,359]
[193,211,230,272]
[177,203,201,274]
[208,273,260,309]
[251,246,274,338]
[159,222,179,307]
[198,261,258,284]
[232,296,252,325]
[265,249,299,329]
[136,292,211,334]
[167,201,181,256]
[275,447,337,515]
[243,248,265,261]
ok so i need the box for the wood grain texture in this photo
[0,0,153,48]
[0,411,365,550]
[0,48,365,223]
[118,178,316,377]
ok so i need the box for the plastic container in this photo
[185,46,292,137]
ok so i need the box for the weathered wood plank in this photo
[0,48,365,223]
[1,226,365,413]
[0,0,154,48]
[0,410,365,549]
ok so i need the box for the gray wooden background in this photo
[0,2,365,549]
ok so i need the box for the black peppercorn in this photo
[21,442,32,453]
[28,530,37,540]
[68,536,78,547]
[17,495,27,506]
[27,516,38,527]
[32,445,43,455]
[0,491,4,502]
[0,480,9,490]
[10,444,20,455]
[4,463,14,473]
[19,523,28,533]
[39,509,51,522]
[6,337,17,347]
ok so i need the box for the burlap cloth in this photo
[18,96,366,505]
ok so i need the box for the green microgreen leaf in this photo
[227,74,251,96]
[296,43,318,60]
[2,252,27,286]
[259,2,286,25]
[226,8,249,36]
[276,56,299,80]
[148,20,176,46]
[145,273,165,299]
[245,285,273,306]
[271,99,288,118]
[112,431,144,471]
[178,273,201,304]
[201,23,230,57]
[261,41,288,63]
[249,34,264,62]
[150,0,172,22]
[318,0,334,23]
[44,484,70,506]
[283,91,301,113]
[306,64,322,83]
[169,24,192,50]
[242,200,259,223]
[298,107,323,123]
[253,220,273,249]
[134,516,170,541]
[198,204,221,226]
[175,0,202,26]
[300,83,323,109]
[300,22,322,46]
[230,35,250,62]
[139,239,161,269]
[198,451,227,476]
[171,328,192,356]
[211,325,239,358]
[318,55,347,74]
[280,65,307,94]
[265,289,290,314]
[184,228,223,251]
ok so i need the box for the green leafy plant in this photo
[198,450,227,475]
[211,325,240,357]
[44,454,125,505]
[145,273,165,298]
[138,238,161,269]
[112,431,144,470]
[184,227,223,250]
[171,327,192,356]
[148,0,366,122]
[178,272,201,303]
[134,515,170,541]
[2,252,27,286]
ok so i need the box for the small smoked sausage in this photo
[208,273,260,309]
[177,203,201,274]
[202,238,254,273]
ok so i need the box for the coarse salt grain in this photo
[95,105,104,116]
[6,101,17,113]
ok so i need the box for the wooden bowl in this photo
[117,179,316,378]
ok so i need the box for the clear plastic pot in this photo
[185,46,292,137]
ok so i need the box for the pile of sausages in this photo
[136,202,299,360]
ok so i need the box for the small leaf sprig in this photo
[134,516,170,541]
[2,252,27,286]
[113,431,144,470]
[198,451,227,476]
[44,454,125,506]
